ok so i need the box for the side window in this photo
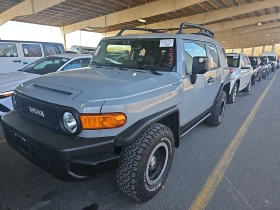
[63,58,91,70]
[208,44,219,69]
[0,43,18,57]
[22,44,42,57]
[44,44,63,56]
[184,42,207,74]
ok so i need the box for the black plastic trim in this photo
[115,106,179,146]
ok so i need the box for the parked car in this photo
[71,45,96,55]
[0,54,91,116]
[2,23,231,202]
[0,40,65,74]
[259,56,271,78]
[249,56,264,84]
[226,53,253,104]
[261,52,278,72]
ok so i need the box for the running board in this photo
[180,113,211,138]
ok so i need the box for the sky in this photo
[0,21,103,50]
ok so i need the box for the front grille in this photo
[15,94,60,129]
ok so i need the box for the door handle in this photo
[207,76,215,83]
[13,60,21,63]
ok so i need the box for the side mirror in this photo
[192,57,208,75]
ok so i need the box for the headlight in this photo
[0,91,13,99]
[63,112,78,134]
[12,94,17,109]
[80,113,126,129]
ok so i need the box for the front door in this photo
[181,41,220,127]
[240,55,251,89]
[0,42,23,73]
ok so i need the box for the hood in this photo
[0,71,39,93]
[21,66,181,102]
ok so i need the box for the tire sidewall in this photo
[140,135,174,199]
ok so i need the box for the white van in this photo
[0,40,65,74]
[261,52,279,71]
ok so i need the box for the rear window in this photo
[227,55,239,67]
[268,56,276,61]
[0,43,18,57]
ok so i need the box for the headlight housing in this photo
[63,112,78,134]
[0,91,13,99]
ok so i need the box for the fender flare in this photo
[115,106,179,147]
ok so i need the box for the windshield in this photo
[249,57,258,66]
[227,55,240,67]
[22,57,70,74]
[260,56,268,64]
[91,38,176,72]
[267,56,276,61]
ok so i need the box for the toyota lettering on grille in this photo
[29,107,45,117]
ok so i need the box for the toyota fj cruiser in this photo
[2,23,230,202]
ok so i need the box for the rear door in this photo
[0,42,23,73]
[21,43,44,67]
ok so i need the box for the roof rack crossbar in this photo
[177,22,214,38]
[116,27,164,36]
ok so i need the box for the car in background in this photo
[0,40,66,74]
[259,56,271,78]
[261,52,278,72]
[226,53,253,104]
[249,56,264,84]
[0,54,91,116]
[71,45,96,54]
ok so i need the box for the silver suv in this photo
[2,23,230,202]
[226,53,253,104]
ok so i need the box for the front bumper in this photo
[2,111,120,181]
[0,96,13,116]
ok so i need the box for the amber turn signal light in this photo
[80,113,126,129]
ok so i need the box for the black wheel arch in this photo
[115,106,180,148]
[216,81,230,101]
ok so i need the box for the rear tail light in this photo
[230,68,233,74]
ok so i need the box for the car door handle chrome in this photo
[207,77,215,83]
[13,60,21,63]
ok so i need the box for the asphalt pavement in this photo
[1,70,280,210]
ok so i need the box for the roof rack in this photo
[116,22,214,38]
[116,27,165,36]
[177,22,214,38]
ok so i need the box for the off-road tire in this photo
[205,91,227,127]
[227,83,237,104]
[251,76,256,85]
[243,79,251,92]
[117,123,174,202]
[263,71,267,79]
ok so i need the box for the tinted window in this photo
[268,56,276,61]
[227,55,239,67]
[22,44,42,57]
[44,44,64,56]
[63,58,90,70]
[184,42,207,74]
[208,44,219,68]
[22,57,70,74]
[0,43,18,57]
[260,57,268,64]
[91,39,176,72]
[249,57,258,66]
